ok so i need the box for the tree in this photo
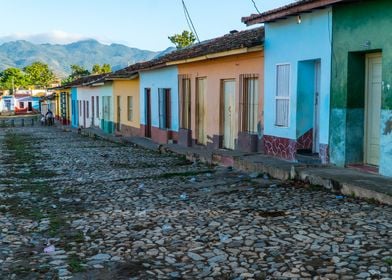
[92,63,111,74]
[0,67,28,92]
[70,64,90,79]
[168,30,196,49]
[24,61,55,88]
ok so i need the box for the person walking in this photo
[46,109,54,126]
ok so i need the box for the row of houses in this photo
[0,94,41,115]
[53,0,392,177]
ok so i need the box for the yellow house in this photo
[52,88,72,125]
[107,73,141,137]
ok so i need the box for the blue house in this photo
[243,1,332,164]
[139,66,179,144]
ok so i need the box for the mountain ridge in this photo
[0,40,174,78]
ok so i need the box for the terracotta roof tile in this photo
[108,27,264,79]
[242,0,351,25]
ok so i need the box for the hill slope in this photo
[0,40,174,77]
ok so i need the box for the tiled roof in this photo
[54,73,109,89]
[108,27,264,79]
[242,0,350,25]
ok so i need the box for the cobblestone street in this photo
[0,126,391,279]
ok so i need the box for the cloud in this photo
[0,30,111,45]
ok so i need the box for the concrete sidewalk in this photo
[76,126,392,205]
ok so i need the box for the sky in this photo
[0,0,295,51]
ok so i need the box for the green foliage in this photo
[61,64,91,85]
[24,61,55,88]
[0,67,27,92]
[168,30,196,49]
[91,63,111,74]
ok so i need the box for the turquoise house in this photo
[243,1,332,164]
[71,88,79,128]
[140,66,179,144]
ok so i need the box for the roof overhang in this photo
[106,73,139,81]
[242,0,348,25]
[166,45,263,66]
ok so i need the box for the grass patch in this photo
[68,255,85,273]
[156,170,214,179]
[384,257,392,266]
[48,214,66,237]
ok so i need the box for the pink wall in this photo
[178,51,264,146]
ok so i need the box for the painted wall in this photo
[76,86,103,129]
[113,79,140,135]
[330,0,392,176]
[71,88,78,128]
[140,66,179,131]
[264,8,332,144]
[178,51,264,147]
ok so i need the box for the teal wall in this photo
[296,60,315,137]
[264,8,332,143]
[330,0,392,176]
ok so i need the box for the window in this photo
[19,102,24,108]
[275,64,290,127]
[158,88,171,129]
[127,96,134,121]
[179,76,191,129]
[79,101,82,116]
[96,96,99,118]
[86,101,89,118]
[240,74,259,133]
[91,96,95,118]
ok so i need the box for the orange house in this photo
[174,28,264,152]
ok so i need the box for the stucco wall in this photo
[71,88,78,128]
[330,0,392,176]
[264,8,332,144]
[178,51,264,145]
[140,66,179,132]
[113,79,140,129]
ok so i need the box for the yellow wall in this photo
[113,79,140,129]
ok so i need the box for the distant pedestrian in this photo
[46,109,54,126]
[40,114,46,126]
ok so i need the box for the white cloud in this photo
[0,30,111,45]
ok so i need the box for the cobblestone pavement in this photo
[0,127,391,280]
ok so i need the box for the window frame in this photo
[275,63,291,128]
[127,96,133,122]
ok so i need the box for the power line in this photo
[251,0,261,14]
[181,0,200,43]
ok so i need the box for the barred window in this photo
[158,88,171,129]
[275,64,290,127]
[127,96,133,121]
[179,75,191,129]
[239,74,259,133]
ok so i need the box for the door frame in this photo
[313,61,321,153]
[145,88,152,138]
[116,95,121,132]
[222,79,236,150]
[196,77,206,145]
[364,52,382,166]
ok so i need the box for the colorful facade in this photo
[330,0,392,176]
[177,49,264,151]
[140,66,179,144]
[243,6,332,163]
[112,78,141,137]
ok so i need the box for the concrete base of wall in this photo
[237,132,259,153]
[178,128,192,147]
[114,123,141,137]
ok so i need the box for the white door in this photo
[313,61,321,153]
[365,53,382,166]
[223,80,236,149]
[196,78,206,145]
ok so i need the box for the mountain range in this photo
[0,40,174,78]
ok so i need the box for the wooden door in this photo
[223,80,236,149]
[145,89,152,138]
[196,78,206,145]
[365,53,382,166]
[116,96,121,131]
